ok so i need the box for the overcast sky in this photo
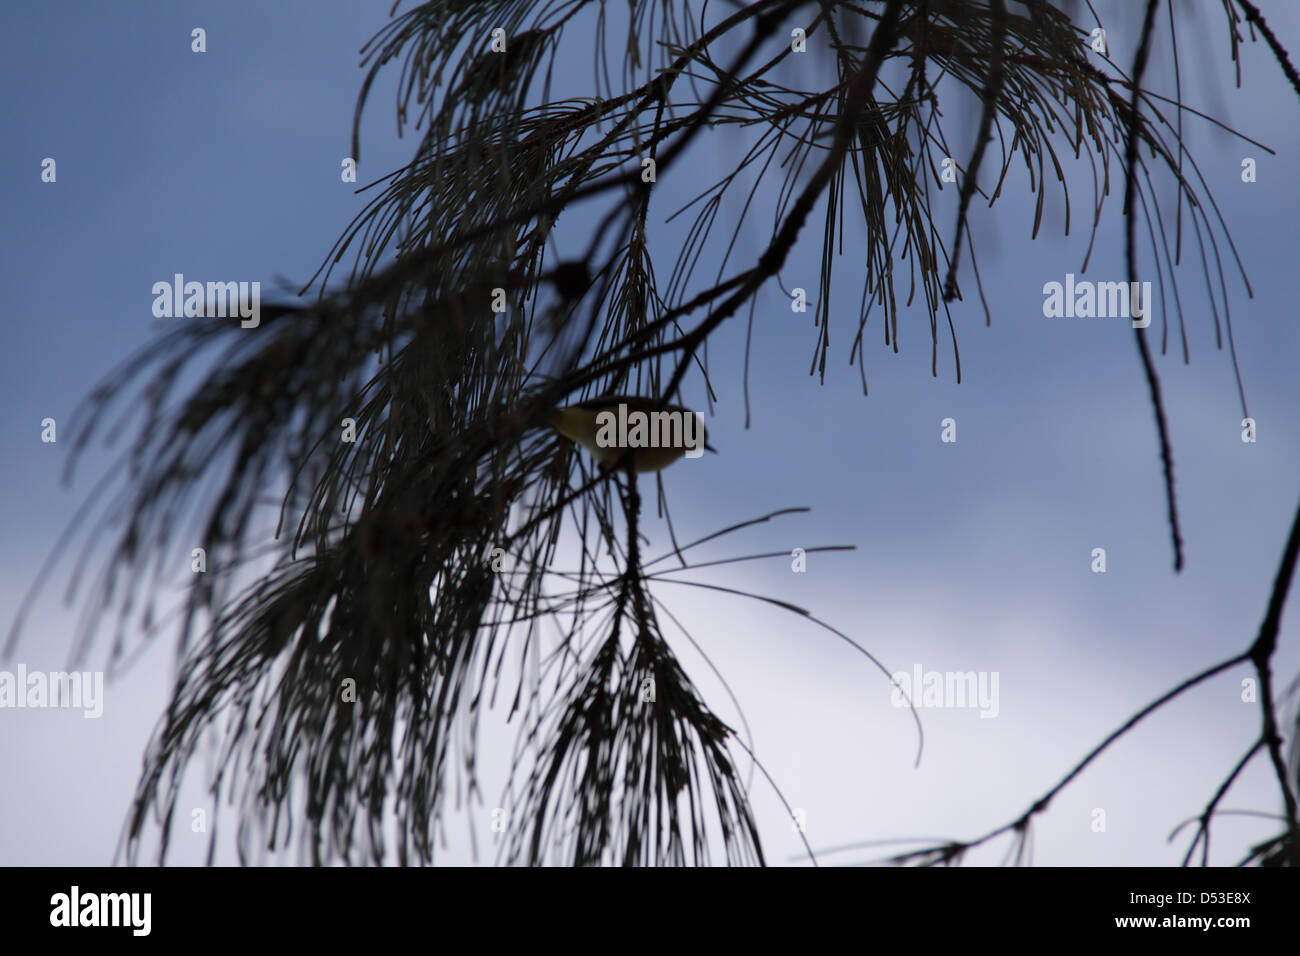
[2,1,1299,866]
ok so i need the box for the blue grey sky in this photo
[2,1,1298,866]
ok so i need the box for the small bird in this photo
[549,394,714,474]
[545,261,591,302]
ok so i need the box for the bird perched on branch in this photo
[549,395,714,474]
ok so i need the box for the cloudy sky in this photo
[2,1,1299,866]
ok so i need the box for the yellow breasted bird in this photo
[549,395,714,474]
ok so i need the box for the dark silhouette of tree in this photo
[8,0,1300,865]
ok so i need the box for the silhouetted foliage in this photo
[9,0,1300,866]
